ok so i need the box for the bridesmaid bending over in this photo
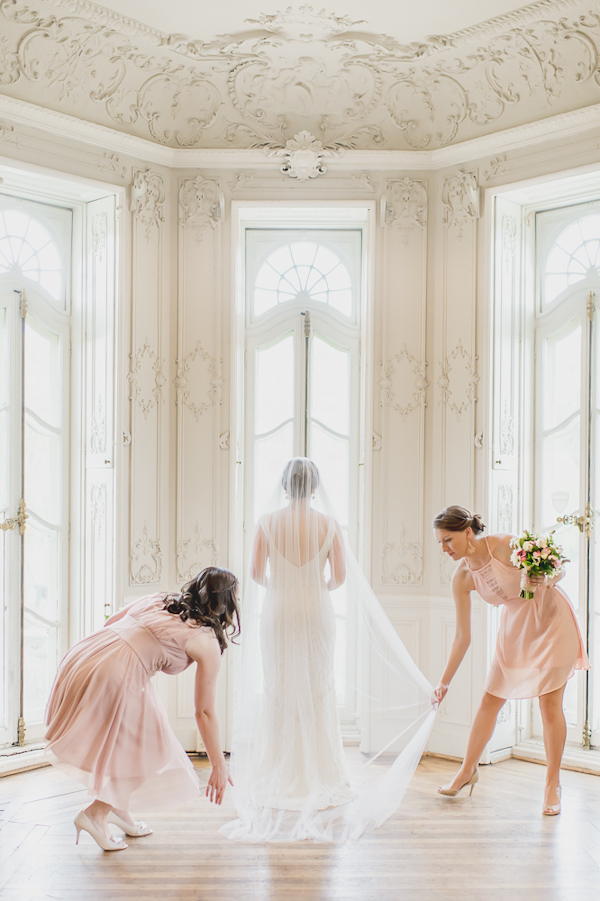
[45,566,240,850]
[433,506,589,815]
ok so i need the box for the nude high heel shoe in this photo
[74,810,128,851]
[108,812,153,836]
[543,786,561,816]
[437,768,479,797]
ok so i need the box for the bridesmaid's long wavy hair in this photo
[164,566,240,654]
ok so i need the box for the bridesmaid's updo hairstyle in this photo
[282,457,320,499]
[433,505,486,535]
[164,566,240,654]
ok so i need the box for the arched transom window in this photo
[254,241,353,317]
[0,209,63,303]
[542,213,600,306]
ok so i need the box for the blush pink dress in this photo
[45,594,202,811]
[466,539,590,699]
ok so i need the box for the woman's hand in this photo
[206,762,233,805]
[433,682,449,705]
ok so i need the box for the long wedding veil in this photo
[221,458,437,842]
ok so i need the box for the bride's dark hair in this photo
[164,566,240,654]
[282,457,320,499]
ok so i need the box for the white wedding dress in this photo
[221,459,436,843]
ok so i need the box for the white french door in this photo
[0,198,71,746]
[532,205,599,748]
[243,227,363,724]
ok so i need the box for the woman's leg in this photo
[439,691,506,791]
[538,683,567,809]
[83,799,113,834]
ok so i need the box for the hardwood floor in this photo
[1,756,599,901]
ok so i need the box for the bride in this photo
[221,457,436,842]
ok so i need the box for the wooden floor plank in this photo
[0,757,598,900]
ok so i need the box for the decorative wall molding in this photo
[438,339,479,419]
[90,482,106,540]
[483,154,508,182]
[379,347,429,417]
[0,0,599,151]
[441,170,480,237]
[90,395,105,454]
[130,522,162,584]
[174,341,223,421]
[179,176,223,235]
[497,484,514,534]
[439,552,454,586]
[0,118,18,145]
[381,528,423,585]
[266,131,342,180]
[382,178,428,238]
[176,523,218,582]
[91,211,107,262]
[130,169,165,240]
[127,339,166,420]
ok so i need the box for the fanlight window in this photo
[543,213,600,306]
[254,242,353,317]
[0,210,62,301]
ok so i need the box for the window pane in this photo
[543,214,600,305]
[254,422,294,521]
[543,321,581,429]
[24,518,60,621]
[310,336,349,435]
[23,612,59,725]
[255,334,294,435]
[310,423,349,524]
[25,316,61,428]
[25,416,61,525]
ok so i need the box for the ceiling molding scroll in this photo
[0,0,599,152]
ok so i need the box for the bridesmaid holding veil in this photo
[45,567,239,850]
[222,457,436,843]
[432,506,589,815]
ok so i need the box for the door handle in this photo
[556,504,595,539]
[0,499,28,535]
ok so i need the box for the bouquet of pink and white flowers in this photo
[509,530,568,599]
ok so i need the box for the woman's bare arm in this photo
[434,565,473,702]
[185,631,232,805]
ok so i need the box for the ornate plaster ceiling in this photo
[0,0,599,151]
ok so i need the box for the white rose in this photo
[523,541,534,552]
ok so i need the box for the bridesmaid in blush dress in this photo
[432,506,589,815]
[44,566,239,850]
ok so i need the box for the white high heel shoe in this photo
[74,810,128,851]
[108,812,153,836]
[437,768,479,797]
[543,786,561,816]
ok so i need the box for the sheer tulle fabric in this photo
[221,460,436,843]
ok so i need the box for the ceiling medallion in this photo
[267,131,342,180]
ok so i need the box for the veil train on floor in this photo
[221,458,437,842]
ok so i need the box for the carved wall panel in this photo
[83,195,116,632]
[0,0,599,150]
[175,175,223,592]
[490,196,522,536]
[434,168,480,585]
[375,178,428,590]
[128,168,166,586]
